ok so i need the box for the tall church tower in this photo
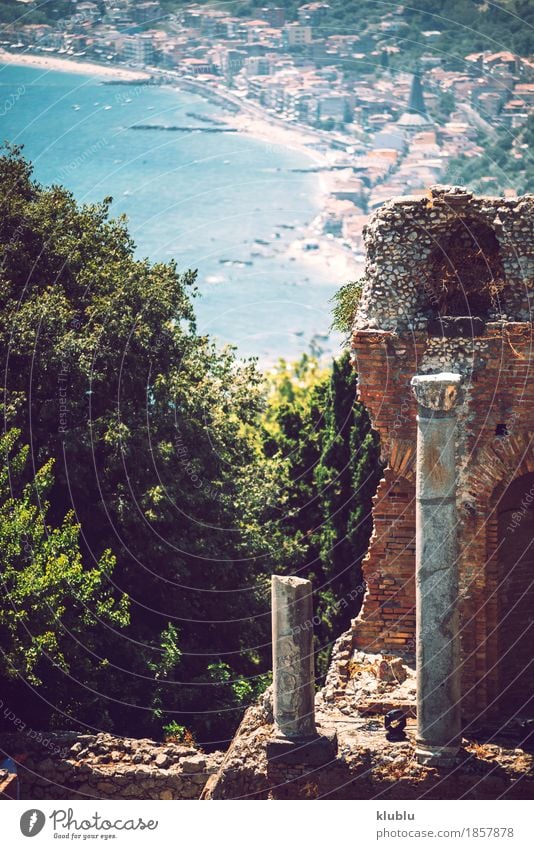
[397,69,434,132]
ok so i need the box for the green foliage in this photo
[331,278,364,340]
[398,0,533,62]
[437,89,456,120]
[0,429,129,729]
[162,720,195,745]
[0,147,381,745]
[0,0,74,26]
[313,353,381,675]
[260,352,381,679]
[2,0,532,63]
[0,144,273,743]
[159,0,533,58]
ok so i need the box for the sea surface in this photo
[0,63,343,363]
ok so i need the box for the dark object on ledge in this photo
[384,709,407,742]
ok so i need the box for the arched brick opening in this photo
[486,471,534,722]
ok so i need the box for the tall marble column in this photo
[272,575,316,739]
[410,373,462,766]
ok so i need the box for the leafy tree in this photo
[0,146,382,744]
[0,145,274,744]
[261,352,381,679]
[437,89,455,120]
[446,114,533,194]
[331,278,364,341]
[0,0,73,26]
[313,352,381,675]
[0,429,129,732]
[157,0,533,58]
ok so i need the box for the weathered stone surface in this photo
[354,191,533,333]
[199,683,534,800]
[180,754,206,773]
[411,372,462,412]
[266,733,336,766]
[272,575,316,739]
[0,732,222,801]
[412,373,462,766]
[350,191,534,729]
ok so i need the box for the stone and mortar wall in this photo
[357,187,533,331]
[350,187,534,721]
[0,732,223,800]
[202,684,534,800]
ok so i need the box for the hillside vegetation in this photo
[0,146,380,745]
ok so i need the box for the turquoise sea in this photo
[0,64,342,363]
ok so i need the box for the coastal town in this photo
[1,0,532,261]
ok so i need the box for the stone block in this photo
[180,754,206,773]
[266,733,337,767]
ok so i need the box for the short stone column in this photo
[272,575,316,739]
[267,576,336,794]
[410,373,462,767]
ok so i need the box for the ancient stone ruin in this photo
[203,187,533,799]
[352,185,534,749]
[0,732,223,800]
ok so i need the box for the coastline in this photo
[0,49,150,81]
[226,110,328,166]
[222,112,362,284]
[0,49,363,287]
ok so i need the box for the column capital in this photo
[411,372,462,412]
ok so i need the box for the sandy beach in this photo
[228,110,331,166]
[0,49,150,81]
[225,111,362,280]
[286,235,363,284]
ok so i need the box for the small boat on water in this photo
[72,104,81,110]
